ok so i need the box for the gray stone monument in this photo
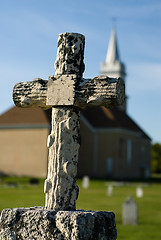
[136,186,144,198]
[122,196,138,225]
[107,185,113,196]
[0,32,125,239]
[82,176,90,189]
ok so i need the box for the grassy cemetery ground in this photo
[0,177,161,240]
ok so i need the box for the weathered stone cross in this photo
[13,32,124,211]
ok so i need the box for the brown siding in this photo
[78,121,94,177]
[0,124,151,180]
[97,132,117,178]
[114,133,151,179]
[78,124,151,179]
[0,128,49,177]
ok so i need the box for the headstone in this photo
[107,185,113,196]
[136,186,143,198]
[6,182,17,188]
[122,196,138,225]
[29,178,39,185]
[0,32,125,239]
[82,176,90,189]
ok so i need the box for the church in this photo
[78,29,151,179]
[0,29,151,179]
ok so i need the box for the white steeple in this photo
[100,28,127,111]
[105,29,120,64]
[100,28,126,80]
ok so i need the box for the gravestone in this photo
[107,185,113,196]
[122,196,138,225]
[136,186,144,198]
[0,32,125,239]
[82,176,90,189]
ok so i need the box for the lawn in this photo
[0,177,161,240]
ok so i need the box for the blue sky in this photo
[0,0,161,143]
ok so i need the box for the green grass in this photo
[0,176,45,209]
[0,177,161,240]
[77,180,161,240]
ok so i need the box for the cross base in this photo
[0,207,117,240]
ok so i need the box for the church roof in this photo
[0,106,51,126]
[0,106,150,140]
[81,106,151,140]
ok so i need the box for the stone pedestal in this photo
[0,207,117,240]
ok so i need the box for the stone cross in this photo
[13,32,125,211]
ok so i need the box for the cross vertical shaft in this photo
[45,107,80,210]
[44,33,85,210]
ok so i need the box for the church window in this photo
[127,139,132,165]
[119,137,124,160]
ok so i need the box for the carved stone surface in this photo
[46,74,79,106]
[44,107,80,210]
[13,75,124,109]
[0,208,117,240]
[75,75,124,108]
[55,32,85,76]
[13,78,49,108]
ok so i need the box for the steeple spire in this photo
[100,28,126,79]
[100,28,127,111]
[105,29,120,64]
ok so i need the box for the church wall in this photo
[135,137,151,178]
[0,128,49,178]
[0,124,151,180]
[87,130,151,179]
[96,132,117,178]
[114,132,151,179]
[78,121,95,178]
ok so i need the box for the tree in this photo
[151,143,161,173]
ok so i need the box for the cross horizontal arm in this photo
[13,78,51,109]
[76,75,125,108]
[13,75,125,109]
